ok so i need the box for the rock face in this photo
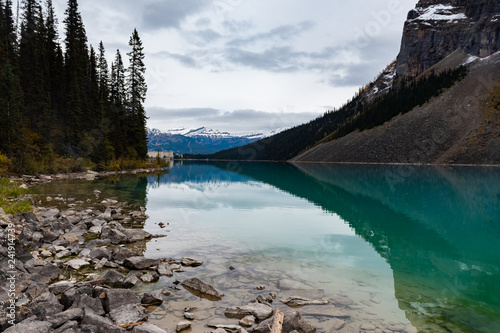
[396,0,500,77]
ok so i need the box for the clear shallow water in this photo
[33,162,500,332]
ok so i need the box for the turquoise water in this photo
[140,162,500,332]
[33,162,500,332]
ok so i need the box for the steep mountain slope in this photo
[292,52,500,164]
[202,0,499,164]
[147,128,263,155]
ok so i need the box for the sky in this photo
[52,0,417,135]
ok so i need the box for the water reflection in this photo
[150,161,500,332]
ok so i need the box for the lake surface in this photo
[35,162,500,332]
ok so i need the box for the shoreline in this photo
[179,158,500,168]
[0,176,327,333]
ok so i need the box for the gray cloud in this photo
[227,21,315,47]
[142,0,209,30]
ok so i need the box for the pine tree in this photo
[63,0,88,154]
[126,28,148,159]
[110,49,126,157]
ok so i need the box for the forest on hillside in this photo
[0,0,148,174]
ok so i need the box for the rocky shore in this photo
[0,177,325,333]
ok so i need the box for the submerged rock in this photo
[225,303,274,321]
[181,277,224,301]
[131,322,168,333]
[253,310,316,333]
[281,296,330,307]
[181,257,204,267]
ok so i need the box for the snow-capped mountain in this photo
[147,127,272,155]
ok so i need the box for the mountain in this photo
[147,127,266,155]
[196,0,500,164]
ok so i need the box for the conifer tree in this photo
[63,0,88,152]
[110,49,126,157]
[126,28,148,159]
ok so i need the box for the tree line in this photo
[0,0,148,173]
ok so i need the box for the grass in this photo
[0,177,32,215]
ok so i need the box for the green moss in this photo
[0,177,32,214]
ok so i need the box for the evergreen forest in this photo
[0,0,148,174]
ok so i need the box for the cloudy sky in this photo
[52,0,417,135]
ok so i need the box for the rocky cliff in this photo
[396,0,499,77]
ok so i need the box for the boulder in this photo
[90,247,112,260]
[123,256,159,270]
[112,247,138,263]
[66,259,90,270]
[81,310,126,333]
[123,229,152,243]
[70,294,105,316]
[181,277,224,300]
[109,304,147,327]
[156,263,174,277]
[52,320,79,333]
[108,229,128,244]
[225,303,273,321]
[101,270,126,287]
[181,257,204,267]
[122,273,141,288]
[253,310,316,333]
[140,272,159,283]
[4,316,52,333]
[131,322,168,333]
[46,308,84,328]
[141,291,163,306]
[100,288,138,313]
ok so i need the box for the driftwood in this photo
[270,309,284,333]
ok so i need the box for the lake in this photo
[34,162,500,332]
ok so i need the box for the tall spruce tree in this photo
[126,28,147,159]
[63,0,88,154]
[110,49,127,157]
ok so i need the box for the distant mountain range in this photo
[147,127,283,155]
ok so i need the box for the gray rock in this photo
[107,228,128,244]
[239,315,256,327]
[281,296,330,307]
[123,256,159,270]
[156,263,173,277]
[112,247,138,263]
[56,250,71,259]
[109,303,147,327]
[81,310,126,333]
[131,322,168,333]
[90,247,112,260]
[253,310,316,333]
[48,282,75,295]
[66,259,90,270]
[101,270,126,286]
[140,272,159,283]
[181,257,204,267]
[47,308,84,328]
[89,226,102,235]
[52,320,79,333]
[141,291,163,306]
[123,229,152,243]
[176,320,191,332]
[4,316,52,333]
[181,277,224,301]
[122,273,141,288]
[225,303,273,321]
[100,288,138,313]
[28,291,64,318]
[70,294,105,316]
[38,208,60,219]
